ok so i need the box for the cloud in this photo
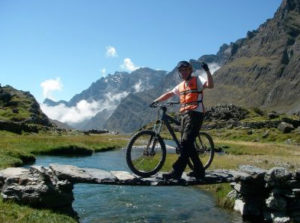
[194,63,221,82]
[105,46,118,57]
[101,68,106,75]
[209,63,221,74]
[41,100,102,124]
[40,77,63,100]
[121,58,139,71]
[41,91,129,124]
[133,80,143,92]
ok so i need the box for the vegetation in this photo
[0,130,128,222]
[0,197,77,223]
[0,131,127,169]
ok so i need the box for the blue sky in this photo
[0,0,282,103]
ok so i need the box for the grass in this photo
[208,128,300,144]
[0,131,128,169]
[0,130,129,222]
[0,197,77,223]
[197,183,234,209]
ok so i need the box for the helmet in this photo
[176,61,193,80]
[176,61,192,70]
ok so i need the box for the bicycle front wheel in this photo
[126,130,166,178]
[188,132,214,170]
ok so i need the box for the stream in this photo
[26,148,245,223]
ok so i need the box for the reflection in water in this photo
[28,149,244,223]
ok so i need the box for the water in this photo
[27,149,244,223]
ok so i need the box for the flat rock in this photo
[0,167,30,179]
[110,171,136,181]
[49,164,116,183]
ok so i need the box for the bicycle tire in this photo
[187,132,214,170]
[126,130,166,177]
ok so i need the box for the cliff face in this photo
[205,0,300,113]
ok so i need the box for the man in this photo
[151,60,214,180]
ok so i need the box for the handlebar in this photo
[149,101,180,108]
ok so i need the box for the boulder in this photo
[265,195,287,211]
[1,166,77,218]
[268,111,279,119]
[265,167,292,187]
[278,122,295,133]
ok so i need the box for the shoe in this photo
[187,171,205,180]
[162,171,181,180]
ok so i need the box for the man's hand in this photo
[149,101,158,107]
[201,62,209,72]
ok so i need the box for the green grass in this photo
[197,183,234,209]
[0,131,128,169]
[0,130,129,222]
[0,197,77,223]
[208,128,300,144]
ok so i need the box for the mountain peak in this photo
[275,0,300,19]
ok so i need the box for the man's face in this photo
[179,67,192,80]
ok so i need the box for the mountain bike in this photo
[126,102,214,178]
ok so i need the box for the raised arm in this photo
[201,62,214,89]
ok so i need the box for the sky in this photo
[0,0,282,103]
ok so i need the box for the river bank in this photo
[0,130,127,223]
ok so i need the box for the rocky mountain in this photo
[204,0,300,113]
[0,84,53,133]
[43,68,167,130]
[105,0,300,133]
[43,0,300,133]
[104,59,223,132]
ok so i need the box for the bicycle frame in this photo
[152,106,182,150]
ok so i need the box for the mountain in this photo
[204,0,300,113]
[0,84,53,133]
[104,0,300,132]
[104,59,224,132]
[43,68,167,130]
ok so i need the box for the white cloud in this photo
[101,68,106,75]
[41,91,130,124]
[209,63,221,74]
[133,80,143,92]
[40,77,63,100]
[121,58,139,71]
[41,100,102,124]
[105,46,118,57]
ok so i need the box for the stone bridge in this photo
[0,164,299,223]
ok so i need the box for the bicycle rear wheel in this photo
[187,132,214,170]
[126,130,166,177]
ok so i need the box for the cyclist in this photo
[151,60,214,180]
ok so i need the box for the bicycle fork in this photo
[143,120,163,156]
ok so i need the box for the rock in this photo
[247,129,254,135]
[239,165,266,176]
[0,168,30,188]
[227,190,238,200]
[274,217,291,223]
[265,167,292,187]
[1,166,76,218]
[292,188,300,198]
[278,122,295,133]
[262,130,270,138]
[265,195,287,211]
[234,199,262,217]
[264,211,290,223]
[294,127,300,134]
[205,104,248,121]
[296,169,300,180]
[268,111,279,119]
[111,171,136,182]
[49,164,116,183]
